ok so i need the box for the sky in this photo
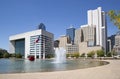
[0,0,120,50]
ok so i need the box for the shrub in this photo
[96,50,104,57]
[66,53,80,58]
[87,51,95,57]
[111,49,117,56]
[3,53,10,58]
[74,53,80,58]
[0,48,8,58]
[46,54,54,58]
[16,53,22,58]
[11,53,16,57]
[80,53,85,57]
[66,53,70,58]
[107,52,112,57]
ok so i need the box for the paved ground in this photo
[0,60,120,79]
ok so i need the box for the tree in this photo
[16,53,22,58]
[107,52,112,57]
[0,52,3,58]
[108,10,120,29]
[66,53,70,58]
[87,51,95,57]
[66,53,80,58]
[73,53,80,58]
[0,48,8,58]
[96,50,104,57]
[3,53,10,58]
[10,53,16,57]
[111,49,117,56]
[46,54,54,58]
[80,53,85,57]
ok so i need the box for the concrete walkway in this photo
[0,60,120,79]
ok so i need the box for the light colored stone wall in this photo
[58,35,70,49]
[79,42,102,55]
[66,44,79,54]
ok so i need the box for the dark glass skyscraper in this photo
[15,39,25,56]
[66,27,75,44]
[38,23,46,31]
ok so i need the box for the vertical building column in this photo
[9,41,15,53]
[43,38,45,59]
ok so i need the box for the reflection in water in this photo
[0,59,109,74]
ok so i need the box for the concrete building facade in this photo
[87,7,107,54]
[9,29,54,59]
[73,7,107,55]
[79,42,102,55]
[74,28,82,45]
[107,35,115,52]
[58,35,70,49]
[66,44,79,54]
[80,25,96,46]
[114,31,120,55]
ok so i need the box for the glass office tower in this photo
[15,39,25,56]
[66,27,75,44]
[38,23,46,31]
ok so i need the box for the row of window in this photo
[29,35,52,54]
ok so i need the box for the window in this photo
[15,39,25,56]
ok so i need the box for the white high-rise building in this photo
[87,7,107,54]
[9,29,54,59]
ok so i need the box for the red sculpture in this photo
[28,56,35,61]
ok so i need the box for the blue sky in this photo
[0,0,120,50]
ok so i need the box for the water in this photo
[0,58,109,74]
[54,47,66,63]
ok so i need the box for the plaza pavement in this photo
[0,60,120,79]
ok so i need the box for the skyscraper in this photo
[38,23,46,31]
[66,26,75,44]
[107,35,115,52]
[58,35,70,49]
[81,25,96,47]
[114,31,120,55]
[87,7,107,54]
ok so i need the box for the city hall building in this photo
[9,28,54,59]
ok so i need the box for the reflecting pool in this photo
[0,59,109,74]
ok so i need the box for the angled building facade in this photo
[87,7,107,54]
[9,29,54,59]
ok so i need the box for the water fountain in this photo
[54,47,66,63]
[0,47,109,73]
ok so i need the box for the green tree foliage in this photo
[87,51,95,57]
[66,53,80,58]
[96,50,104,57]
[3,53,10,58]
[111,49,117,56]
[10,53,16,57]
[80,53,85,57]
[66,53,70,58]
[73,53,80,58]
[108,10,120,29]
[107,52,112,57]
[0,48,8,58]
[15,53,22,58]
[46,54,54,58]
